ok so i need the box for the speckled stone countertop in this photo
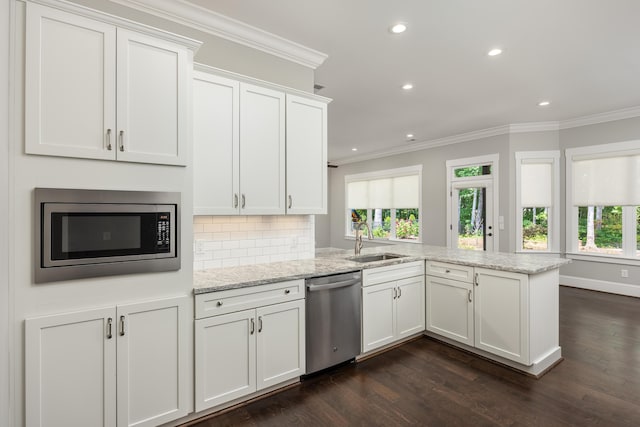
[193,244,570,294]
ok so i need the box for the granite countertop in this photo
[193,244,570,294]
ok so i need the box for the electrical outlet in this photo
[621,269,629,278]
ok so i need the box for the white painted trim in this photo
[560,276,640,298]
[194,63,331,103]
[27,0,202,50]
[559,105,640,130]
[110,0,328,69]
[333,106,640,166]
[565,253,640,267]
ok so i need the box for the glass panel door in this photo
[452,183,494,251]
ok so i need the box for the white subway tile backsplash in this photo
[193,215,315,270]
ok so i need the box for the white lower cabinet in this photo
[25,296,189,427]
[426,262,547,368]
[194,282,305,412]
[474,267,529,365]
[362,261,425,354]
[425,275,474,346]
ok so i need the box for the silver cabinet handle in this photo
[468,289,472,303]
[216,301,223,307]
[106,317,113,339]
[119,315,125,336]
[234,194,239,208]
[106,129,112,151]
[475,272,479,286]
[284,289,290,295]
[258,316,263,333]
[241,194,246,209]
[397,287,402,299]
[119,130,125,152]
[288,195,292,209]
[250,318,255,335]
[393,287,397,299]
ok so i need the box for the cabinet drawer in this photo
[195,280,304,319]
[363,261,425,287]
[426,261,474,283]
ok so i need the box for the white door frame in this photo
[446,154,500,251]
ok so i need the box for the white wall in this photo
[1,1,11,425]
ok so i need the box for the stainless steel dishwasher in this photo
[305,270,361,375]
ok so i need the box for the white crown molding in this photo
[110,0,328,69]
[559,105,640,130]
[333,106,640,166]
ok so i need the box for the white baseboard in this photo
[560,275,640,298]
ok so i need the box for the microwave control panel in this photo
[157,213,171,252]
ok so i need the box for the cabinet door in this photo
[116,29,188,165]
[426,276,474,346]
[239,83,286,214]
[362,282,396,353]
[395,276,426,339]
[116,297,189,427]
[25,307,117,427]
[256,299,305,390]
[474,268,529,364]
[194,309,256,411]
[25,2,116,160]
[193,72,240,215]
[285,95,327,214]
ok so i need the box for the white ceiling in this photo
[186,0,640,163]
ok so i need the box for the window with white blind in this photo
[345,165,422,242]
[566,140,640,262]
[515,151,560,253]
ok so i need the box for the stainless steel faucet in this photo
[354,221,373,256]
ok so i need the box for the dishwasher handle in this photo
[306,278,360,292]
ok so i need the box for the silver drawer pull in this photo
[119,130,125,152]
[445,269,451,273]
[250,318,255,335]
[285,289,290,295]
[106,129,112,151]
[468,289,472,303]
[216,301,223,307]
[234,194,239,208]
[258,316,263,333]
[106,317,113,339]
[119,315,125,336]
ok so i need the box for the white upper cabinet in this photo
[193,66,329,216]
[25,3,117,160]
[286,95,328,214]
[239,83,286,215]
[193,72,240,215]
[25,2,194,166]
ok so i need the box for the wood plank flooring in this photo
[185,286,640,426]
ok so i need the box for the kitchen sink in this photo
[348,253,407,263]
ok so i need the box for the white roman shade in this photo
[572,153,640,206]
[393,175,419,207]
[346,168,421,209]
[521,161,552,207]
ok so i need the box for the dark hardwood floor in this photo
[185,286,640,426]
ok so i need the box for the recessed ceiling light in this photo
[351,148,358,152]
[390,23,407,34]
[538,101,551,107]
[406,133,414,139]
[402,83,413,90]
[487,48,502,57]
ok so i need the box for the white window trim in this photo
[565,140,640,265]
[446,154,500,251]
[515,151,560,253]
[344,165,423,243]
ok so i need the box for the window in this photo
[515,151,560,253]
[566,141,640,262]
[345,166,422,242]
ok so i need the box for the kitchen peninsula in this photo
[194,244,570,382]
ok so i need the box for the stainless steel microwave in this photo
[35,188,180,283]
